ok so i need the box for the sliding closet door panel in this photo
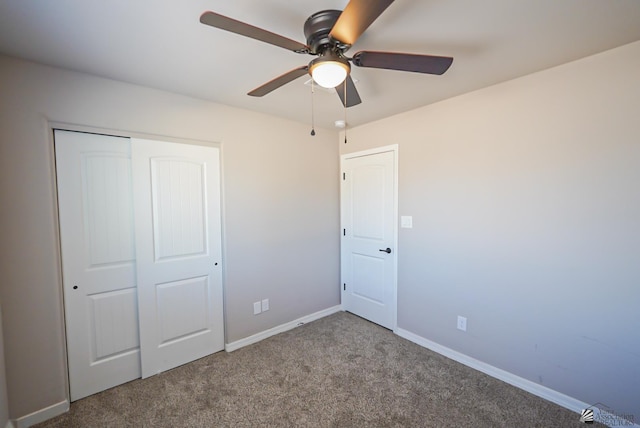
[132,139,224,378]
[55,130,141,401]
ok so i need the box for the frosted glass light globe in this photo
[311,61,349,88]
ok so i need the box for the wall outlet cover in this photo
[457,315,467,331]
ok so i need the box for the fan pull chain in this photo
[310,79,316,136]
[343,80,348,144]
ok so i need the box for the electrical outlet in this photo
[261,298,269,312]
[253,301,262,315]
[457,316,467,332]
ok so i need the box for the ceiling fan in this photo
[200,0,453,108]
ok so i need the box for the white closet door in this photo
[132,138,224,378]
[55,130,141,401]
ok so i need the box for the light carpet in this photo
[35,311,599,427]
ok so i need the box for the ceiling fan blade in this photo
[329,0,394,46]
[352,51,453,75]
[200,11,309,53]
[335,75,362,108]
[248,66,309,97]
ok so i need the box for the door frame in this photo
[50,122,227,403]
[340,144,399,331]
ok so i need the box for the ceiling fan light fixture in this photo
[309,52,350,89]
[200,3,453,109]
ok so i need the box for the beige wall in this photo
[0,55,340,419]
[2,38,638,422]
[341,41,640,419]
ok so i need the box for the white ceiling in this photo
[1,0,639,130]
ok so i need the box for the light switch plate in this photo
[401,216,413,228]
[253,301,262,315]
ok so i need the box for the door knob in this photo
[379,248,392,254]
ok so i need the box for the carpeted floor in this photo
[35,311,599,427]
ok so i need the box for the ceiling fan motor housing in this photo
[303,10,343,54]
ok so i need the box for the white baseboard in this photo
[225,305,342,352]
[396,328,639,428]
[12,400,68,428]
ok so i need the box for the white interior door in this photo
[132,138,224,378]
[55,130,141,401]
[341,148,397,329]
